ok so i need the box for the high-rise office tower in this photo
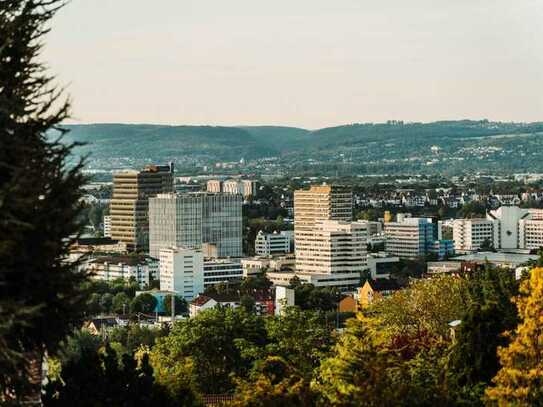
[201,193,243,257]
[149,193,203,258]
[294,185,352,271]
[293,185,365,290]
[110,163,174,251]
[149,192,242,258]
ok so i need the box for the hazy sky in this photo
[44,0,543,129]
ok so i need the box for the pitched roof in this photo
[191,293,240,306]
[85,317,118,330]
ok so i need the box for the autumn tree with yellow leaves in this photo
[486,267,543,406]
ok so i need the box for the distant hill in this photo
[60,120,543,174]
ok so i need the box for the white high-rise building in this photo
[149,193,242,259]
[159,247,204,300]
[297,219,367,274]
[293,185,364,289]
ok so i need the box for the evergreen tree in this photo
[447,267,518,405]
[485,267,543,406]
[0,0,89,399]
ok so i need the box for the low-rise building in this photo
[189,293,239,317]
[203,259,243,288]
[255,230,293,256]
[358,279,402,307]
[87,254,158,287]
[367,252,400,280]
[241,254,296,277]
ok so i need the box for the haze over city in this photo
[45,0,543,128]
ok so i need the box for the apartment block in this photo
[110,163,174,251]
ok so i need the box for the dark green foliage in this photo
[447,267,519,404]
[291,283,339,312]
[153,307,268,394]
[112,292,131,314]
[130,293,158,314]
[108,324,167,354]
[0,0,89,397]
[43,343,199,406]
[162,294,188,316]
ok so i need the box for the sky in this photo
[44,0,543,129]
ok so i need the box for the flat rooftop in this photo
[451,251,538,267]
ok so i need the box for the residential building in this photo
[339,295,357,312]
[203,259,243,288]
[384,217,436,258]
[358,279,402,307]
[255,230,293,256]
[87,254,158,288]
[149,192,242,259]
[103,215,111,237]
[190,293,239,317]
[110,163,174,251]
[159,247,204,301]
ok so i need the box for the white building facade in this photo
[255,230,293,256]
[159,247,204,301]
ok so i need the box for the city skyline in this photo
[45,1,543,129]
